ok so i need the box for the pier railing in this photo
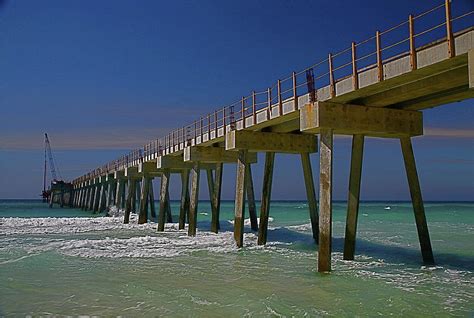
[74,0,473,184]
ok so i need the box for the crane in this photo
[42,133,62,201]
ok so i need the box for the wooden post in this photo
[267,87,272,119]
[211,163,223,233]
[124,178,136,224]
[328,53,335,98]
[318,129,333,272]
[246,164,258,231]
[149,178,156,219]
[135,179,141,211]
[206,168,215,223]
[252,91,256,126]
[445,0,455,58]
[106,181,113,208]
[400,137,435,264]
[277,79,282,116]
[98,183,107,213]
[158,170,170,231]
[343,135,364,260]
[165,188,172,223]
[179,169,190,230]
[301,153,319,243]
[409,14,417,71]
[234,150,248,247]
[258,152,275,245]
[351,42,359,90]
[138,175,150,224]
[88,185,96,211]
[292,71,298,109]
[376,30,383,81]
[115,179,123,208]
[188,162,201,236]
[121,179,127,209]
[241,96,246,129]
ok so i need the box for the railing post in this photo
[351,42,359,90]
[208,113,211,136]
[214,110,218,137]
[200,116,204,137]
[267,87,272,119]
[277,79,282,116]
[376,30,383,82]
[241,96,246,129]
[408,14,417,71]
[252,91,256,125]
[223,107,226,129]
[445,0,455,58]
[328,53,335,98]
[292,71,298,109]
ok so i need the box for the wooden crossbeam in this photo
[225,130,317,154]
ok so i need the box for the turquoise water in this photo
[0,200,473,317]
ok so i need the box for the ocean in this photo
[0,200,473,317]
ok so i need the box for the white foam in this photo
[227,217,273,226]
[0,216,156,235]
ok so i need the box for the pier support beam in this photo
[234,150,248,248]
[258,152,275,245]
[115,176,125,209]
[188,162,200,236]
[138,175,151,224]
[124,178,137,224]
[301,152,319,243]
[98,180,107,213]
[318,129,333,273]
[149,178,156,220]
[158,170,171,231]
[179,169,190,230]
[210,163,223,233]
[343,135,365,260]
[93,182,101,213]
[246,164,258,231]
[400,137,434,264]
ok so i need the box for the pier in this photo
[63,1,473,272]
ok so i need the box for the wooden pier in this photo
[63,1,473,272]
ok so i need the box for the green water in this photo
[0,200,473,317]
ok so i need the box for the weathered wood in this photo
[188,162,200,236]
[246,164,258,231]
[93,184,101,213]
[318,129,333,272]
[120,179,127,209]
[258,152,275,245]
[211,163,223,233]
[300,102,423,137]
[301,152,319,243]
[98,182,107,212]
[115,179,124,208]
[400,137,435,264]
[234,150,248,247]
[138,176,150,224]
[185,146,257,163]
[165,189,172,223]
[105,181,113,208]
[158,170,170,231]
[135,180,141,211]
[343,135,364,260]
[124,178,136,224]
[149,178,156,219]
[206,168,216,228]
[226,130,317,154]
[179,169,190,230]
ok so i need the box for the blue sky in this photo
[0,0,473,200]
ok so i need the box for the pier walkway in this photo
[60,1,473,272]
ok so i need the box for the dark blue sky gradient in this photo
[0,0,473,200]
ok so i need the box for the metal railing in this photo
[72,0,473,184]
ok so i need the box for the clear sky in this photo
[0,0,473,200]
